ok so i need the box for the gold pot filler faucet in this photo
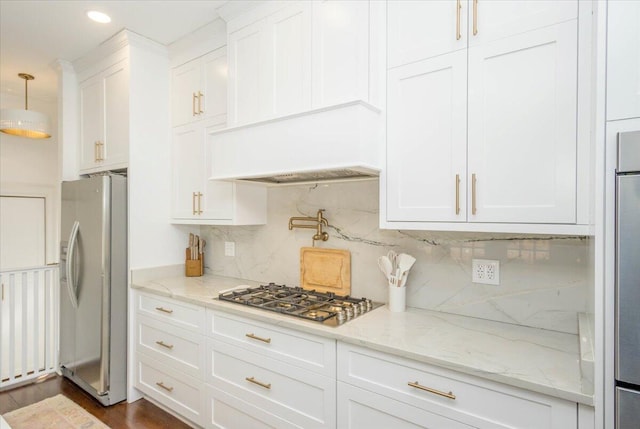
[289,209,329,246]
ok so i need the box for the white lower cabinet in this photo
[338,381,474,429]
[337,343,577,429]
[136,353,205,425]
[133,293,585,428]
[204,309,336,429]
[204,384,299,429]
[134,292,205,427]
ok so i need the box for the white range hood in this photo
[208,101,382,185]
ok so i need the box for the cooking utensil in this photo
[387,250,398,272]
[378,256,392,280]
[396,253,416,287]
[397,253,416,274]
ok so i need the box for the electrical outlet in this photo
[224,241,235,257]
[472,259,500,285]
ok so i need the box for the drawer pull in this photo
[246,333,271,344]
[155,306,173,314]
[156,381,174,393]
[155,340,174,350]
[408,381,456,400]
[246,376,271,390]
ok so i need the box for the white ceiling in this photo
[0,0,229,102]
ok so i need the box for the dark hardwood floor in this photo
[0,375,192,428]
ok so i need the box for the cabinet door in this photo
[228,20,267,126]
[201,49,228,123]
[467,21,577,223]
[387,52,467,222]
[468,0,577,47]
[79,76,103,171]
[607,0,640,121]
[172,125,203,219]
[264,1,312,118]
[102,59,129,168]
[172,59,200,127]
[311,0,369,108]
[387,0,466,69]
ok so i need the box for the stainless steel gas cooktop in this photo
[218,283,380,326]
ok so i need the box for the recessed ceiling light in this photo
[87,10,111,24]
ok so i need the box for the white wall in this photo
[0,92,59,264]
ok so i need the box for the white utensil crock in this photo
[388,285,406,312]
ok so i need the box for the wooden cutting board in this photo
[300,247,351,295]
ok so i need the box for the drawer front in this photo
[338,381,474,429]
[207,338,336,429]
[136,353,203,426]
[137,314,204,378]
[138,292,205,332]
[338,343,576,429]
[204,384,299,429]
[208,310,336,376]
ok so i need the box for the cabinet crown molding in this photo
[72,29,167,77]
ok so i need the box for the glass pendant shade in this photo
[0,73,51,139]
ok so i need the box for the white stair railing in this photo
[0,265,59,389]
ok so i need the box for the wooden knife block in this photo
[185,248,204,277]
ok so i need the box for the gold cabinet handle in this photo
[192,92,197,116]
[456,0,462,40]
[156,381,174,392]
[155,340,174,350]
[197,192,203,215]
[155,306,173,314]
[192,192,197,215]
[197,91,204,114]
[473,0,478,36]
[246,333,271,344]
[472,173,477,215]
[246,376,271,390]
[408,381,456,400]
[94,141,104,162]
[455,174,461,215]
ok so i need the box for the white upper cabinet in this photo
[228,2,311,125]
[265,2,312,118]
[311,0,370,107]
[79,59,129,173]
[467,20,577,224]
[227,0,375,127]
[607,0,640,121]
[468,0,577,46]
[170,47,267,225]
[385,0,586,233]
[387,0,467,68]
[172,49,227,127]
[228,21,267,125]
[387,51,468,222]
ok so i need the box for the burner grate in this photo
[218,282,376,326]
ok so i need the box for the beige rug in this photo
[2,394,109,429]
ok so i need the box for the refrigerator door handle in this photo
[66,221,80,309]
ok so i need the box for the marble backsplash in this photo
[202,180,590,334]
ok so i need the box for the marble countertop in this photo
[131,273,593,406]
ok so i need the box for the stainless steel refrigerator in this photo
[615,130,640,427]
[59,175,127,406]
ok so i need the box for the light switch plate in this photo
[224,241,235,257]
[472,259,500,285]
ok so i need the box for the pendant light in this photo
[0,73,51,139]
